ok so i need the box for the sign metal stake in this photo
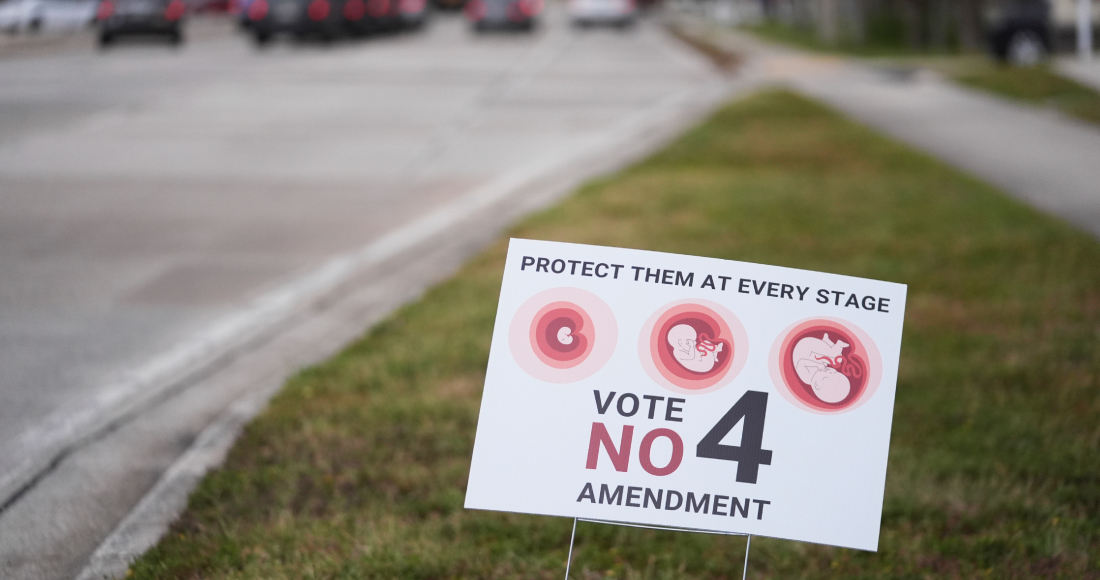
[564,517,577,580]
[742,534,752,580]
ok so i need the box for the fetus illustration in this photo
[791,333,851,403]
[667,323,724,374]
[772,319,877,414]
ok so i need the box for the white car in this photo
[567,0,634,27]
[0,0,97,33]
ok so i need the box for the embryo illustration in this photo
[508,287,617,383]
[640,300,748,395]
[667,323,725,374]
[791,333,851,403]
[770,318,882,414]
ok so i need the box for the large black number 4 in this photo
[696,391,773,484]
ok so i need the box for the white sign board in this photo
[466,239,906,551]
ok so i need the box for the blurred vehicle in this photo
[985,0,1052,63]
[243,0,345,43]
[231,0,252,27]
[431,0,461,10]
[464,0,538,31]
[567,0,633,28]
[0,0,96,33]
[342,0,424,35]
[395,0,425,28]
[985,0,1099,63]
[96,0,185,44]
[187,0,227,12]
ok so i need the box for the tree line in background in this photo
[759,0,988,51]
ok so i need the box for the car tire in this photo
[169,29,184,45]
[28,17,43,33]
[253,30,272,45]
[1006,28,1046,66]
[98,32,113,46]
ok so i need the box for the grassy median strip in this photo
[131,91,1100,579]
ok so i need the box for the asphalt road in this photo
[0,12,729,579]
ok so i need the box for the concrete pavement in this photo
[788,65,1100,239]
[685,21,1100,239]
[0,13,737,579]
[1057,54,1100,91]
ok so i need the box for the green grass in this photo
[129,91,1100,579]
[950,62,1100,125]
[745,20,940,57]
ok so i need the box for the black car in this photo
[96,0,185,45]
[985,0,1052,63]
[244,0,344,43]
[464,0,538,31]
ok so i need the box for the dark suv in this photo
[985,0,1052,64]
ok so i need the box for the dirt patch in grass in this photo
[665,22,741,72]
[130,91,1100,579]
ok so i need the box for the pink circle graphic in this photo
[638,300,748,395]
[508,288,617,383]
[769,317,882,414]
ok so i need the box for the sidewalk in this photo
[686,21,1100,239]
[1057,55,1100,91]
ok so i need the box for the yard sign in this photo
[465,239,906,551]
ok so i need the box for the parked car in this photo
[984,0,1052,63]
[567,0,633,28]
[231,0,252,27]
[243,0,345,43]
[464,0,538,31]
[985,0,1100,63]
[0,0,96,33]
[395,0,426,29]
[343,0,423,35]
[96,0,185,44]
[187,0,227,12]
